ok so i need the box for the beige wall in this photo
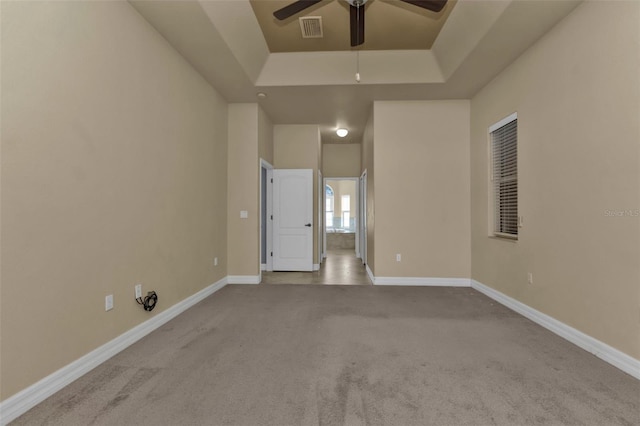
[273,125,322,264]
[258,106,274,165]
[322,144,361,177]
[227,104,273,277]
[361,111,375,273]
[1,1,228,400]
[227,104,259,276]
[470,1,640,359]
[374,100,471,278]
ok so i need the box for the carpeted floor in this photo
[12,285,639,425]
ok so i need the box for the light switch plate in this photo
[240,210,248,219]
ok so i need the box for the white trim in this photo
[364,267,471,287]
[260,159,274,272]
[260,263,267,271]
[318,170,323,266]
[227,275,261,284]
[0,278,228,426]
[488,111,517,132]
[471,279,640,380]
[374,276,471,287]
[313,263,320,271]
[366,264,375,284]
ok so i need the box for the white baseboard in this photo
[471,279,640,380]
[364,266,470,287]
[374,276,471,286]
[366,264,375,283]
[0,278,228,426]
[227,275,261,284]
[313,263,320,271]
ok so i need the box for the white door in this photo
[273,169,313,271]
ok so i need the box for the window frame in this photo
[489,112,518,240]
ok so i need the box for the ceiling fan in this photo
[273,0,448,47]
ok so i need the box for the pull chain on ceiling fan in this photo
[354,1,361,82]
[273,0,447,47]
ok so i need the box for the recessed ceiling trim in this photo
[256,50,444,86]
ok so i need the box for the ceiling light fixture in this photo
[257,92,267,99]
[336,128,349,138]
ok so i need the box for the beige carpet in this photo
[12,285,639,425]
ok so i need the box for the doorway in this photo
[323,177,359,264]
[260,159,273,273]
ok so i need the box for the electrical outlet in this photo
[105,294,114,311]
[527,272,533,284]
[214,257,218,266]
[396,253,401,262]
[135,284,142,299]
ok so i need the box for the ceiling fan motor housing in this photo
[347,0,368,6]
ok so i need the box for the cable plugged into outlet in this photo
[136,291,158,312]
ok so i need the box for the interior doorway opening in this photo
[260,159,273,273]
[323,178,359,261]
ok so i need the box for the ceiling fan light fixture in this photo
[336,128,349,138]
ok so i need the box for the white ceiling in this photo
[129,0,582,144]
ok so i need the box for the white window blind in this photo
[491,115,518,238]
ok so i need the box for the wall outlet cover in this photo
[105,294,114,311]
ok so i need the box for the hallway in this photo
[261,249,372,285]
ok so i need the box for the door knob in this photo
[305,223,312,227]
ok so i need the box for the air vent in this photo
[299,16,323,38]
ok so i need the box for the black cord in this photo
[136,291,158,312]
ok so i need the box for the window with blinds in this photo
[490,113,518,238]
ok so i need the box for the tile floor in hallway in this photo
[261,249,372,285]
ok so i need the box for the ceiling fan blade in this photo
[273,0,323,20]
[350,4,365,47]
[400,0,447,13]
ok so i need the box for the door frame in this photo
[323,177,359,258]
[318,170,323,265]
[260,159,274,272]
[360,170,367,265]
